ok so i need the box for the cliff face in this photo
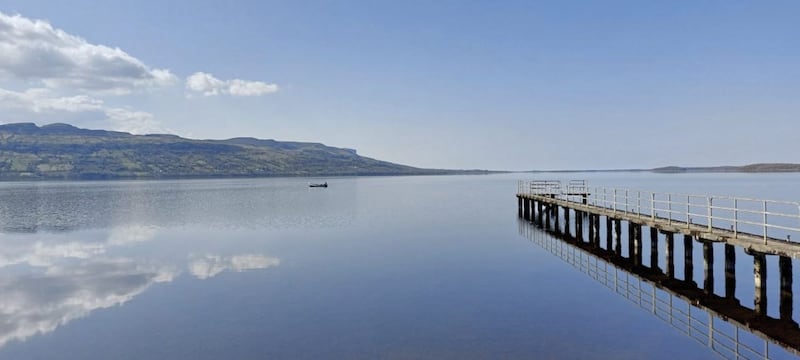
[0,123,437,179]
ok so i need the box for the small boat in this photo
[309,182,328,188]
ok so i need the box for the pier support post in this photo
[594,215,601,247]
[634,225,642,266]
[628,222,635,261]
[588,214,595,245]
[537,202,544,225]
[684,235,694,284]
[628,223,642,266]
[780,256,793,322]
[724,244,736,299]
[703,241,714,295]
[545,204,551,230]
[522,198,530,220]
[614,220,622,256]
[754,253,767,315]
[554,205,560,234]
[650,227,659,269]
[576,211,583,241]
[606,217,613,250]
[665,232,674,278]
[564,208,570,236]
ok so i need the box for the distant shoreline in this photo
[0,170,504,182]
[519,163,800,174]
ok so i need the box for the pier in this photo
[517,180,800,358]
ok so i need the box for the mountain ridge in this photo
[651,164,800,173]
[0,122,483,180]
[526,164,800,174]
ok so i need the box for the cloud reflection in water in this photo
[0,259,176,348]
[0,225,279,348]
[189,254,281,279]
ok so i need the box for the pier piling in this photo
[780,256,793,322]
[725,244,736,299]
[703,241,714,295]
[665,232,674,278]
[650,227,659,269]
[754,253,767,315]
[614,219,622,256]
[684,235,694,284]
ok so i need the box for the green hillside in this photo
[0,123,461,180]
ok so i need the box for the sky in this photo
[0,1,798,171]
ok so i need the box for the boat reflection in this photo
[519,218,800,360]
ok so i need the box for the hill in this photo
[0,123,474,180]
[652,164,800,173]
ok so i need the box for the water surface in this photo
[0,173,798,359]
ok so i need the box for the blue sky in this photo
[0,1,798,170]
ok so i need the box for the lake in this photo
[0,173,798,359]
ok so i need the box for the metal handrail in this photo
[518,181,800,244]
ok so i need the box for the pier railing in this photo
[518,180,800,244]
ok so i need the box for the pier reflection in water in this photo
[519,218,800,360]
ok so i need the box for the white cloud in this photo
[0,87,166,134]
[104,107,164,135]
[186,72,278,97]
[0,88,103,113]
[0,12,177,94]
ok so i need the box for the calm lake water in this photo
[0,173,799,359]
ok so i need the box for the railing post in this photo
[613,189,617,215]
[668,194,672,225]
[734,198,738,238]
[686,195,691,228]
[707,197,712,231]
[625,190,629,214]
[651,193,655,220]
[764,201,768,244]
[637,191,641,216]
